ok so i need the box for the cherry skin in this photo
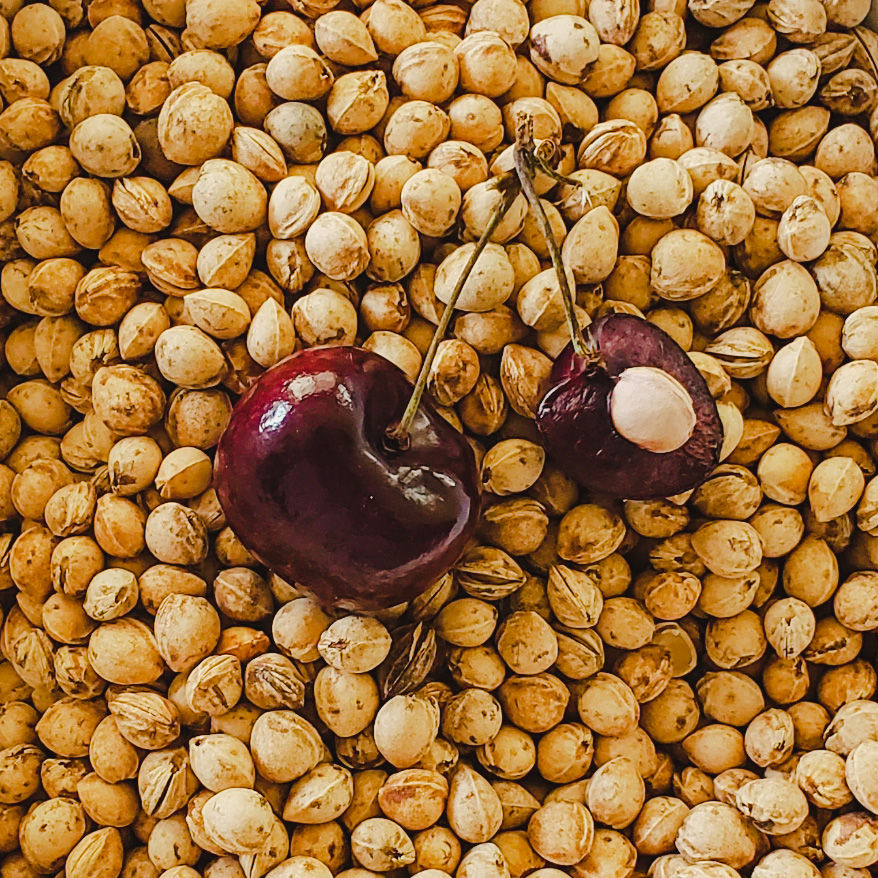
[215,346,480,611]
[536,314,722,499]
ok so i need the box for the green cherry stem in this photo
[390,178,520,445]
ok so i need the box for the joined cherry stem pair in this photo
[390,121,589,444]
[512,125,591,362]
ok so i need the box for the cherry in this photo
[215,167,519,611]
[215,345,480,611]
[536,314,723,500]
[505,124,722,500]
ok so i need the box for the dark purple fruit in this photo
[536,314,722,499]
[215,346,480,611]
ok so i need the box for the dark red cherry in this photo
[536,314,722,500]
[215,346,480,611]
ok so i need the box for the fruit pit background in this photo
[3,0,878,876]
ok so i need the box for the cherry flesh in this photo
[215,346,480,611]
[536,314,722,499]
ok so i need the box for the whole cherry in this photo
[215,184,519,610]
[215,345,480,611]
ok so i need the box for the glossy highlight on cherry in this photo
[215,345,481,611]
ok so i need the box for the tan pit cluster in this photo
[1,0,878,878]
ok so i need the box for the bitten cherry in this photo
[536,314,723,499]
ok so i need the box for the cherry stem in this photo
[533,152,594,213]
[512,126,589,359]
[532,149,583,189]
[390,180,519,444]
